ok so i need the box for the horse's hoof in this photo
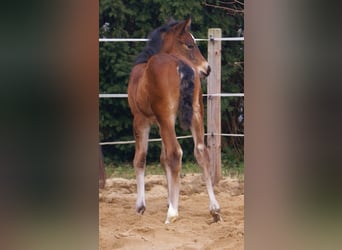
[136,205,146,215]
[165,205,178,224]
[210,209,223,223]
[165,215,178,224]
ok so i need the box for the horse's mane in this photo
[134,20,179,65]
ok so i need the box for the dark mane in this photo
[134,20,179,65]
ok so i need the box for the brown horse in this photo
[128,18,221,224]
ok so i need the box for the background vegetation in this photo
[99,0,244,173]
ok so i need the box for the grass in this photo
[105,161,244,180]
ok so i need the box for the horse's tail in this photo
[178,60,195,130]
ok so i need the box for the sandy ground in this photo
[99,174,244,250]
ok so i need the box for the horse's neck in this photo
[164,51,194,67]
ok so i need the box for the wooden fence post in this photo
[207,28,222,185]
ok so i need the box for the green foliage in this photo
[99,0,244,166]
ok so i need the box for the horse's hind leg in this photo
[160,141,171,208]
[159,121,182,224]
[133,115,150,214]
[190,109,222,222]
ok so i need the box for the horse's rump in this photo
[127,63,147,116]
[129,54,195,129]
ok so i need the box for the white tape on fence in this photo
[99,38,148,42]
[99,133,243,146]
[206,93,244,97]
[99,37,244,42]
[219,133,244,137]
[99,93,244,98]
[99,94,128,98]
[100,135,192,145]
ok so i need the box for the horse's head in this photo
[162,18,211,78]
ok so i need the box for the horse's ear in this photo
[174,18,191,35]
[184,18,191,32]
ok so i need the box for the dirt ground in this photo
[99,174,244,250]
